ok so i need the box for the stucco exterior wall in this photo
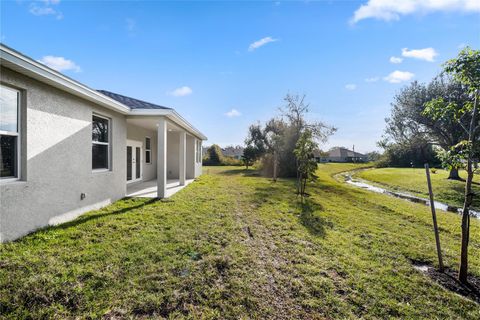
[0,67,127,242]
[167,131,180,179]
[194,138,202,178]
[126,123,157,181]
[186,135,195,179]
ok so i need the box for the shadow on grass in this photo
[46,198,158,231]
[220,168,261,177]
[251,179,333,238]
[298,199,332,238]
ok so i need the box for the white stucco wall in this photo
[167,131,179,179]
[186,135,195,179]
[126,123,157,181]
[0,67,127,242]
[194,138,203,178]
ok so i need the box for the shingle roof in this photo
[97,90,172,110]
[329,147,365,158]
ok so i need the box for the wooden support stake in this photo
[425,163,444,272]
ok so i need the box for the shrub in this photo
[202,144,242,166]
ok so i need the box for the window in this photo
[145,137,151,164]
[1,85,20,180]
[196,140,202,163]
[92,114,110,170]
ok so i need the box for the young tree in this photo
[281,94,336,180]
[424,47,480,283]
[264,118,286,182]
[241,145,257,170]
[245,123,267,156]
[294,129,318,199]
[244,94,335,180]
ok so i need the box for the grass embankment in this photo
[356,167,480,210]
[1,164,479,319]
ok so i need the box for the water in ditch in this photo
[339,172,480,219]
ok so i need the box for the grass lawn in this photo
[1,164,479,319]
[356,167,480,210]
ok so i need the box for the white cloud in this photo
[351,0,480,24]
[169,86,193,97]
[345,84,357,90]
[365,76,380,82]
[401,47,438,62]
[126,18,136,34]
[248,36,278,51]
[38,56,81,72]
[40,0,61,4]
[29,1,63,19]
[225,109,241,117]
[384,70,415,83]
[389,56,403,64]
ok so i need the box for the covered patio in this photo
[125,116,203,198]
[126,178,195,198]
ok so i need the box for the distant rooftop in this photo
[98,90,171,110]
[329,147,365,158]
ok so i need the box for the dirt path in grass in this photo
[226,177,308,319]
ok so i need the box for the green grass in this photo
[356,167,480,210]
[1,164,479,319]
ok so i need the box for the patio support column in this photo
[179,131,186,185]
[157,118,167,198]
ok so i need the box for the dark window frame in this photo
[92,113,111,171]
[145,136,151,164]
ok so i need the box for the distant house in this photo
[202,145,244,160]
[315,147,367,163]
[222,146,244,159]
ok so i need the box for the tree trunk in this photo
[448,167,461,180]
[459,160,473,283]
[459,90,478,284]
[296,158,300,194]
[273,150,278,182]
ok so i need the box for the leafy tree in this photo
[244,94,335,181]
[203,144,223,165]
[365,151,382,162]
[245,123,267,156]
[241,145,258,169]
[294,129,318,198]
[264,118,286,181]
[384,76,471,178]
[423,47,480,283]
[376,137,440,168]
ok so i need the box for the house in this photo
[222,145,244,159]
[316,147,367,163]
[0,44,207,242]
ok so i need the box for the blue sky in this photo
[1,1,479,152]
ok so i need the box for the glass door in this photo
[135,146,141,180]
[126,140,142,183]
[126,146,132,181]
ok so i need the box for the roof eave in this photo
[0,44,131,115]
[128,109,207,141]
[1,44,207,141]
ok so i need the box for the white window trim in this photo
[0,85,21,183]
[195,140,202,163]
[145,136,152,164]
[92,113,111,172]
